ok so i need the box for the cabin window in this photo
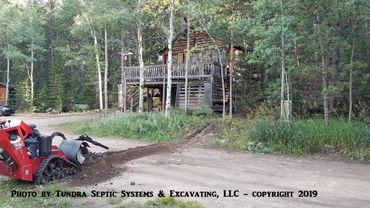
[191,52,207,64]
[178,52,184,64]
[204,51,210,63]
[191,53,198,64]
[172,54,178,64]
[211,49,226,64]
[199,52,206,63]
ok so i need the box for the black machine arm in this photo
[49,132,67,140]
[46,132,109,150]
[77,134,109,150]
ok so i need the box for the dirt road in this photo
[7,113,370,208]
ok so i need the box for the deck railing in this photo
[125,63,222,80]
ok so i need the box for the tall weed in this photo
[216,118,370,161]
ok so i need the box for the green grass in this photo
[0,177,76,208]
[216,118,370,162]
[115,197,203,208]
[58,109,211,142]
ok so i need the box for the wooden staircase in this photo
[126,85,140,111]
[212,76,230,112]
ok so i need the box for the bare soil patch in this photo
[69,123,210,186]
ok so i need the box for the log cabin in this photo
[119,30,242,112]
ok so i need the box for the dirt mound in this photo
[69,123,209,187]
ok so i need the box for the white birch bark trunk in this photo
[165,0,174,117]
[30,34,34,102]
[280,0,285,121]
[92,29,103,110]
[6,42,10,105]
[104,27,108,112]
[184,14,190,114]
[137,23,144,112]
[137,0,144,112]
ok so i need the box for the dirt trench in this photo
[69,123,210,187]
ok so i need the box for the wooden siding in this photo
[172,31,227,54]
[163,31,232,66]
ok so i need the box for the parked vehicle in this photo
[0,105,15,116]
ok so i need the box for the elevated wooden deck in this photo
[124,63,222,83]
[120,62,229,112]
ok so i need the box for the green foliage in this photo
[59,110,210,141]
[14,77,33,111]
[54,96,63,112]
[34,84,48,112]
[216,118,370,162]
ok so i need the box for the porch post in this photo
[204,82,213,109]
[123,79,127,112]
[162,78,166,112]
[118,84,123,109]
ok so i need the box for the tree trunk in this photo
[229,33,234,118]
[220,52,226,118]
[194,17,226,118]
[365,16,368,36]
[165,0,174,117]
[348,23,355,122]
[294,41,300,66]
[30,37,34,102]
[104,27,108,112]
[92,29,103,110]
[280,49,285,121]
[280,0,288,121]
[316,14,329,127]
[321,55,329,127]
[47,0,55,85]
[121,34,126,112]
[29,12,34,104]
[203,31,226,118]
[6,43,10,106]
[137,9,144,113]
[184,13,190,114]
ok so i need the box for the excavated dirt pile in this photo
[69,123,209,186]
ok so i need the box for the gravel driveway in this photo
[5,113,370,208]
